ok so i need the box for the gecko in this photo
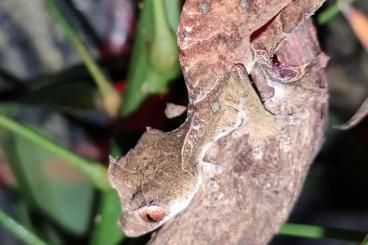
[108,0,326,237]
[108,65,273,236]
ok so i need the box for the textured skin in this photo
[178,0,325,102]
[109,67,268,236]
[109,0,328,243]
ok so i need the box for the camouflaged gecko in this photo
[108,0,327,237]
[108,66,273,236]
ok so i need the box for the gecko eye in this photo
[139,206,166,223]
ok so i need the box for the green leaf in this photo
[0,107,109,191]
[122,0,181,116]
[163,0,180,33]
[2,110,95,234]
[90,190,123,245]
[150,0,178,73]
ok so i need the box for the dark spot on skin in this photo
[272,54,281,67]
[178,29,191,41]
[198,0,211,14]
[146,213,158,222]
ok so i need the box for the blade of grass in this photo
[317,0,357,25]
[42,0,121,118]
[280,223,366,243]
[0,209,48,245]
[361,233,368,245]
[90,190,123,245]
[0,114,109,191]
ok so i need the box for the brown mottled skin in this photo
[109,0,328,243]
[109,67,271,236]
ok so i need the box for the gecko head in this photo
[109,159,171,237]
[108,128,194,237]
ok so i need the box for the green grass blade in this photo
[0,209,48,245]
[90,190,123,245]
[42,0,121,117]
[280,223,366,243]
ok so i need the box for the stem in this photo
[150,0,178,73]
[280,223,366,243]
[90,190,123,245]
[0,209,48,245]
[0,115,109,191]
[42,0,122,117]
[153,0,167,33]
[317,0,358,25]
[163,0,180,32]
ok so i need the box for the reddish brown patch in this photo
[44,158,86,183]
[140,207,166,223]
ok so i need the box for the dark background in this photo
[0,0,367,244]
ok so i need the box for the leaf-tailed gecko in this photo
[108,0,326,237]
[108,66,273,236]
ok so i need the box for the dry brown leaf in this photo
[339,0,368,52]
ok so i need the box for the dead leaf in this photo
[339,0,368,52]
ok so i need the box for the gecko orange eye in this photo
[139,206,166,223]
